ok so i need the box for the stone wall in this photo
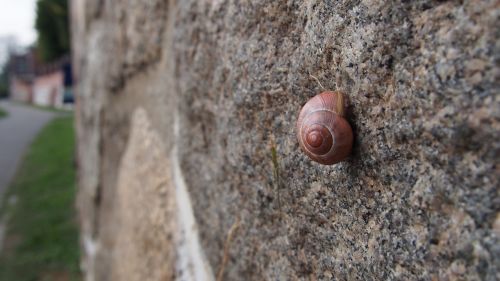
[72,0,499,280]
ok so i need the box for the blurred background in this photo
[0,0,80,280]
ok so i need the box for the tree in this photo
[0,68,8,98]
[35,0,69,62]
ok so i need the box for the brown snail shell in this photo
[296,91,353,165]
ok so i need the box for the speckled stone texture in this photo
[72,0,499,280]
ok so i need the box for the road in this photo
[0,101,55,198]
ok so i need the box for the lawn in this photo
[0,116,81,281]
[0,107,6,119]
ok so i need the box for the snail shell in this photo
[296,91,353,165]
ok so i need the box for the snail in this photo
[296,91,353,165]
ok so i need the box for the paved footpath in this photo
[0,101,56,198]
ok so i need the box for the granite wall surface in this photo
[72,0,499,280]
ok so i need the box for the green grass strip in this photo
[0,116,81,281]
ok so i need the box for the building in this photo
[32,55,73,107]
[7,50,36,103]
[7,49,73,108]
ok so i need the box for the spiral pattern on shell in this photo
[296,91,353,165]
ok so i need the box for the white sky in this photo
[0,0,37,46]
